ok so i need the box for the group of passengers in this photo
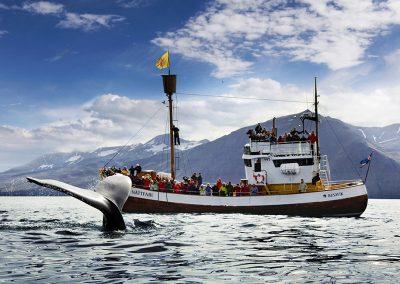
[100,166,262,196]
[247,124,277,142]
[206,179,260,196]
[247,123,317,144]
[137,173,261,196]
[99,164,142,179]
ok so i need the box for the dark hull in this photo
[123,194,368,217]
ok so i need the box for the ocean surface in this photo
[0,197,399,283]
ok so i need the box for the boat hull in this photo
[123,184,368,217]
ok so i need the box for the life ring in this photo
[253,172,266,184]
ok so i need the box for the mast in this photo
[162,74,177,180]
[314,77,320,158]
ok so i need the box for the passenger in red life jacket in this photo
[158,180,166,192]
[278,135,284,144]
[189,181,198,195]
[308,131,317,143]
[308,131,318,154]
[216,178,223,190]
[241,184,250,196]
[173,182,181,193]
[143,176,151,189]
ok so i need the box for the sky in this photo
[0,0,400,171]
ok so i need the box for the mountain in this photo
[358,124,400,163]
[0,135,207,195]
[1,111,399,198]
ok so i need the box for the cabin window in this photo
[243,146,251,155]
[254,159,262,172]
[273,158,314,167]
[244,159,252,167]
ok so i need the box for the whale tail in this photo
[26,174,132,231]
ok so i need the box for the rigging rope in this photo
[162,105,169,173]
[176,92,308,104]
[103,103,165,168]
[323,116,363,180]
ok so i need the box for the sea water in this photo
[0,197,399,283]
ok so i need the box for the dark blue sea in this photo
[0,197,399,283]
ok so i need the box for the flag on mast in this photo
[360,152,373,168]
[155,51,170,69]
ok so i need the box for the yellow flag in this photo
[155,51,170,69]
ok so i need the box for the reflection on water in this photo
[0,197,399,283]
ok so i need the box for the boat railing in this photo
[248,141,314,156]
[270,141,312,156]
[323,179,363,190]
[132,182,361,197]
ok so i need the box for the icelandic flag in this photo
[360,152,373,168]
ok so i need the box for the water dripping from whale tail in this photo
[26,174,131,231]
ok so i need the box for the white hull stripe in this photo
[130,184,367,207]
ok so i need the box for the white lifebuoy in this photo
[253,172,267,184]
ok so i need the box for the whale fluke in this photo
[26,174,132,231]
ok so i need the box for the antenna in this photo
[314,77,320,158]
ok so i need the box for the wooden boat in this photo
[122,76,368,217]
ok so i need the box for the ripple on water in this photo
[132,245,168,253]
[54,230,83,236]
[0,198,399,283]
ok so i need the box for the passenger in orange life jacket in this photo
[172,125,180,145]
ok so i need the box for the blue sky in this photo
[0,0,400,171]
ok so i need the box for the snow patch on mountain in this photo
[66,154,81,163]
[145,141,206,154]
[128,144,139,151]
[358,129,366,139]
[379,137,400,144]
[97,149,117,157]
[179,141,204,151]
[38,164,53,170]
[146,143,168,154]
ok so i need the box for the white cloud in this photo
[383,48,400,76]
[0,2,125,32]
[22,1,64,15]
[0,3,9,10]
[117,0,153,8]
[153,0,400,78]
[1,77,399,171]
[321,87,400,127]
[57,12,125,31]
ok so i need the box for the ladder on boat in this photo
[319,155,331,189]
